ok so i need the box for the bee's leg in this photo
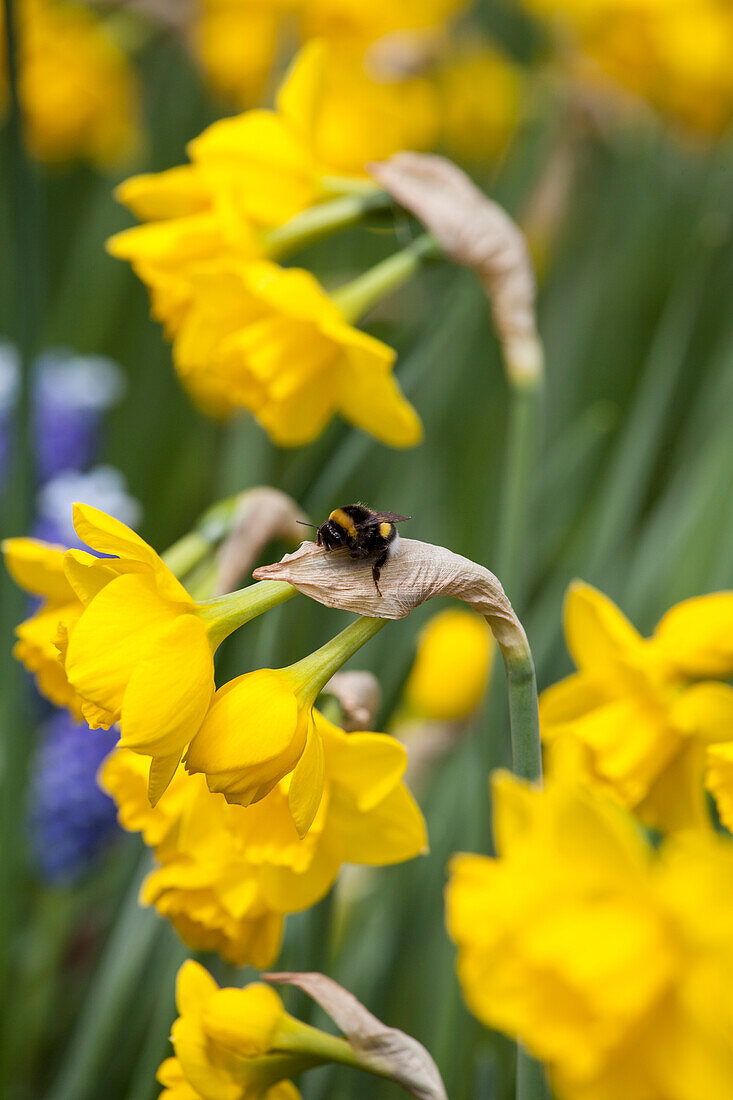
[372,550,389,597]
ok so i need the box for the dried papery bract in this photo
[254,539,524,656]
[264,972,448,1100]
[214,487,308,596]
[254,539,542,783]
[323,671,382,731]
[369,152,543,388]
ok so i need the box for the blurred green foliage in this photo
[1,7,732,1100]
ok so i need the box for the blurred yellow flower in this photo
[540,582,733,831]
[0,0,141,166]
[525,0,733,136]
[55,503,292,804]
[2,537,85,718]
[403,609,493,722]
[157,961,303,1100]
[101,711,425,965]
[194,0,285,106]
[446,770,733,1100]
[185,615,386,834]
[437,39,523,164]
[300,0,467,46]
[295,41,440,178]
[171,259,423,444]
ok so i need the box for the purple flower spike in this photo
[28,711,121,885]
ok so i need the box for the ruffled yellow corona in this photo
[101,709,426,966]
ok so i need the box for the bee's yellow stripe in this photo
[379,522,392,538]
[330,508,357,538]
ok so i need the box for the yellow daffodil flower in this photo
[300,0,467,46]
[172,259,423,444]
[540,582,733,831]
[525,0,733,136]
[446,770,733,1100]
[101,711,425,966]
[403,609,493,722]
[437,39,523,164]
[194,0,284,107]
[2,537,86,718]
[158,962,304,1100]
[1,0,141,167]
[39,503,294,805]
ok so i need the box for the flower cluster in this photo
[525,0,733,136]
[0,0,141,166]
[447,770,733,1100]
[540,581,733,832]
[101,706,425,965]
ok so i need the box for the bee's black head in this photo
[317,519,348,550]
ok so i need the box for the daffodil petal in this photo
[120,615,214,758]
[653,592,733,679]
[330,781,427,865]
[287,717,325,838]
[65,572,180,717]
[3,537,72,601]
[175,960,217,1018]
[563,581,643,671]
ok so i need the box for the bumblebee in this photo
[301,504,410,595]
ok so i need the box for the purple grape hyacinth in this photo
[28,712,120,885]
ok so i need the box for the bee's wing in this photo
[369,512,411,525]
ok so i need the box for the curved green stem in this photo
[496,378,543,610]
[332,234,441,323]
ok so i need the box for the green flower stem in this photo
[516,1046,549,1100]
[498,633,542,785]
[162,492,249,581]
[277,1025,365,1071]
[290,616,387,699]
[199,580,296,648]
[332,234,441,324]
[266,190,392,258]
[162,530,212,579]
[496,374,544,610]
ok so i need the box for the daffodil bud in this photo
[369,152,543,387]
